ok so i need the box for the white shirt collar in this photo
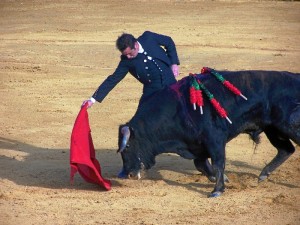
[138,41,144,53]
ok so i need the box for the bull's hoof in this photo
[258,170,270,183]
[258,175,268,183]
[208,176,216,183]
[209,191,222,198]
[207,174,229,183]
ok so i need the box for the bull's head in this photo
[117,125,155,179]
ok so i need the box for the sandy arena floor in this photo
[0,1,300,224]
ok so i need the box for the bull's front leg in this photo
[208,146,226,198]
[194,158,216,182]
[194,157,229,183]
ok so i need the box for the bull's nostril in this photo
[128,171,141,180]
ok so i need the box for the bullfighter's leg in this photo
[258,128,295,182]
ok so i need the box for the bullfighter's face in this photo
[122,42,139,59]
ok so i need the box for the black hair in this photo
[116,33,137,52]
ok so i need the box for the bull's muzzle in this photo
[128,171,141,180]
[128,161,145,180]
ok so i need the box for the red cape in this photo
[70,103,111,190]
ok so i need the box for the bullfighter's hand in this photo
[171,64,179,78]
[81,99,94,108]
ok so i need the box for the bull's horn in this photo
[118,126,130,153]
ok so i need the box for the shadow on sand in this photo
[1,137,298,195]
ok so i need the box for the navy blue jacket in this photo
[92,31,180,103]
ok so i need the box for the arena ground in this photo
[1,1,300,224]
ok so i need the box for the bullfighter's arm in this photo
[92,60,129,103]
[145,31,180,66]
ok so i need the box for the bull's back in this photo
[210,70,300,105]
[222,70,299,93]
[192,70,299,141]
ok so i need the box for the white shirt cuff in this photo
[89,97,96,103]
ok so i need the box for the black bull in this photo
[118,70,300,197]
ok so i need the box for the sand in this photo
[1,1,300,224]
